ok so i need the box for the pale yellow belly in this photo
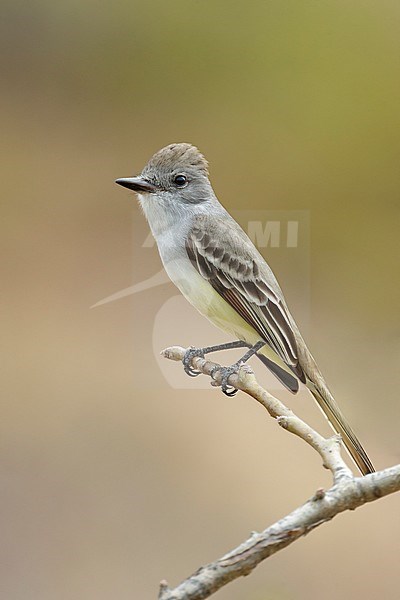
[169,261,293,376]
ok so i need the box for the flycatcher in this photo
[116,143,374,475]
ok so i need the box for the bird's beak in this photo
[115,177,157,193]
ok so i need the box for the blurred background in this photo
[1,1,399,599]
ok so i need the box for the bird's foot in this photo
[182,346,205,377]
[182,341,264,391]
[210,362,243,397]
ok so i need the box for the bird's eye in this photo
[173,174,187,187]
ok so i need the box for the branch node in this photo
[276,415,289,430]
[330,433,342,446]
[312,488,326,501]
[158,579,170,600]
[248,530,261,541]
[159,345,400,600]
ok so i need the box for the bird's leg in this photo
[211,341,266,396]
[182,341,251,377]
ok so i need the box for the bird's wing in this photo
[185,213,306,383]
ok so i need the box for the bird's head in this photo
[116,143,212,206]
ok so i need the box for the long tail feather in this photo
[307,378,374,475]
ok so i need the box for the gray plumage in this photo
[116,143,375,475]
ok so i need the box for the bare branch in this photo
[161,346,352,481]
[158,465,400,600]
[159,345,400,600]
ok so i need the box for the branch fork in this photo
[158,344,400,600]
[161,345,352,481]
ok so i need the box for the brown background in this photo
[1,2,399,599]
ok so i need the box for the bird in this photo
[116,142,374,475]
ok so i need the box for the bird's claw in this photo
[182,346,204,377]
[211,364,240,397]
[183,347,241,396]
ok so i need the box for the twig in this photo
[158,465,400,600]
[158,345,400,600]
[161,346,352,482]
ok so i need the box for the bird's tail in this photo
[307,376,375,475]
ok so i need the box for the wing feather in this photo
[186,214,306,383]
